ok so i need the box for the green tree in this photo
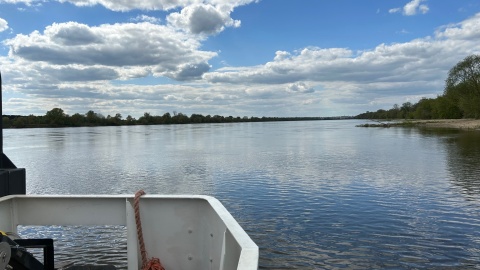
[445,54,480,118]
[386,104,401,119]
[446,55,480,96]
[86,110,100,125]
[435,96,462,119]
[414,98,434,119]
[138,112,153,124]
[126,115,135,125]
[45,108,66,126]
[162,113,172,124]
[401,102,414,119]
[190,114,204,123]
[2,117,11,128]
[12,117,27,128]
[172,112,189,124]
[71,113,85,126]
[107,113,122,125]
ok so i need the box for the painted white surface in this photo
[0,195,258,270]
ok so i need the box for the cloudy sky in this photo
[0,0,479,118]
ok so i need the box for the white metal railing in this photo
[0,195,258,270]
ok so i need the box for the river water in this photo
[4,120,480,269]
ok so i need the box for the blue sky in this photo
[0,0,479,118]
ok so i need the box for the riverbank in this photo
[357,119,480,130]
[404,119,480,130]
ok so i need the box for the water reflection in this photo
[18,225,127,269]
[3,121,480,269]
[444,131,480,197]
[416,128,480,198]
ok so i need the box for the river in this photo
[4,120,480,269]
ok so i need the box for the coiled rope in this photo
[134,190,165,270]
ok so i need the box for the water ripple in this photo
[5,122,480,269]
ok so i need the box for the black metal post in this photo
[0,72,3,169]
[0,71,26,197]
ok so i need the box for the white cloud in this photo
[205,47,359,84]
[418,4,429,14]
[245,87,280,98]
[204,12,480,110]
[56,0,184,11]
[167,4,241,35]
[52,0,259,12]
[0,18,8,32]
[167,62,212,81]
[389,8,401,14]
[435,13,480,40]
[5,21,217,81]
[2,4,480,117]
[286,82,314,94]
[390,0,429,16]
[274,51,291,61]
[130,15,161,24]
[4,0,255,36]
[1,0,258,10]
[0,0,36,4]
[404,0,429,15]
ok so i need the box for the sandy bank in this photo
[357,119,480,130]
[403,119,480,130]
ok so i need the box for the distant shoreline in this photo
[357,119,480,130]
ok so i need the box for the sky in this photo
[0,0,479,118]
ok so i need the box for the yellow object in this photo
[0,231,6,236]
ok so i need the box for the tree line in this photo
[356,54,480,120]
[3,109,352,128]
